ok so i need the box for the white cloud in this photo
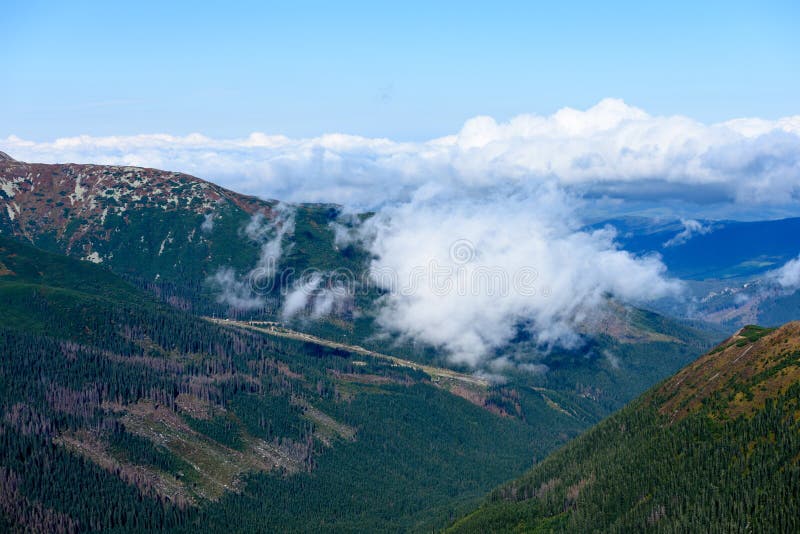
[604,350,621,370]
[3,98,800,210]
[281,275,321,319]
[768,255,800,291]
[200,212,215,233]
[359,186,682,366]
[209,203,295,309]
[663,219,714,247]
[208,267,264,310]
[6,99,799,367]
[249,202,296,279]
[280,272,351,321]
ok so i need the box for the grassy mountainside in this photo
[0,235,584,532]
[450,323,800,533]
[0,158,360,317]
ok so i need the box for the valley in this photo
[0,156,795,532]
[3,6,798,532]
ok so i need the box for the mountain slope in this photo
[0,156,720,399]
[0,158,735,530]
[0,156,722,437]
[450,323,800,532]
[0,234,581,532]
[0,157,359,317]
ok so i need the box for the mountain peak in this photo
[0,160,275,253]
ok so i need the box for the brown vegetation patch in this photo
[583,304,681,344]
[174,393,217,420]
[0,159,273,248]
[536,478,561,499]
[276,361,304,380]
[445,384,489,410]
[56,429,194,507]
[46,384,101,418]
[655,322,800,422]
[104,400,306,500]
[566,476,592,503]
[293,397,357,445]
[3,403,55,437]
[329,369,405,385]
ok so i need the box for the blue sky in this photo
[2,1,800,357]
[2,0,798,141]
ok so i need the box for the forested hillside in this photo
[0,158,727,532]
[0,157,720,406]
[450,323,800,532]
[0,234,585,531]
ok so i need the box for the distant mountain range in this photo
[590,216,800,330]
[600,215,800,280]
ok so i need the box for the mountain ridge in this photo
[0,157,276,249]
[449,322,800,532]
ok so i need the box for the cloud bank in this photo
[4,98,800,211]
[357,186,681,366]
[7,99,798,367]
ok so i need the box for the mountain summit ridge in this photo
[0,157,275,247]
